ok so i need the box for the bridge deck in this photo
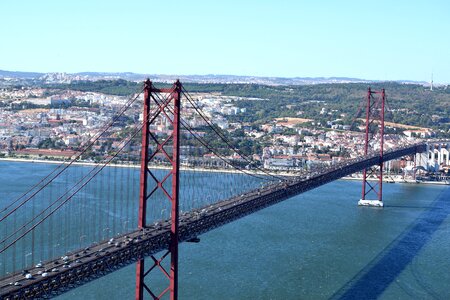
[0,143,426,299]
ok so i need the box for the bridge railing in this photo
[290,142,426,181]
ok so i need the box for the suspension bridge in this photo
[0,80,444,299]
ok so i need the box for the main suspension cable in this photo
[181,87,284,181]
[0,94,156,254]
[0,88,143,223]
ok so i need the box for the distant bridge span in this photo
[0,143,427,299]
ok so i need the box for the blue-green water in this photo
[1,161,449,299]
[0,161,263,277]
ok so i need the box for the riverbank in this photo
[0,157,272,176]
[1,157,448,185]
[341,175,449,185]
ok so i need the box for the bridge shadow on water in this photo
[331,187,450,300]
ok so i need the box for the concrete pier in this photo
[358,199,384,207]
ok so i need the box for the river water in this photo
[1,161,449,299]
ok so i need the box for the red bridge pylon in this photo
[136,79,182,299]
[358,87,385,207]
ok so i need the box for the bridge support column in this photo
[429,144,436,172]
[438,144,442,166]
[358,87,385,208]
[447,143,450,166]
[136,79,182,300]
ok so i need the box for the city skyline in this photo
[1,1,450,83]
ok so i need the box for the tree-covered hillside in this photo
[47,80,450,135]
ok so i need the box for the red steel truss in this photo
[361,87,385,204]
[136,79,182,300]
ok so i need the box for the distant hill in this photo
[0,70,44,79]
[146,74,373,85]
[0,69,429,86]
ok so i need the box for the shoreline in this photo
[0,157,448,185]
[341,175,449,185]
[0,157,275,176]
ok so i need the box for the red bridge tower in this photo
[136,79,182,299]
[358,87,385,207]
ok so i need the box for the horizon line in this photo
[0,69,442,85]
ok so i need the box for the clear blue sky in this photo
[1,0,449,83]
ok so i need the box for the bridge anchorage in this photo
[358,87,386,207]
